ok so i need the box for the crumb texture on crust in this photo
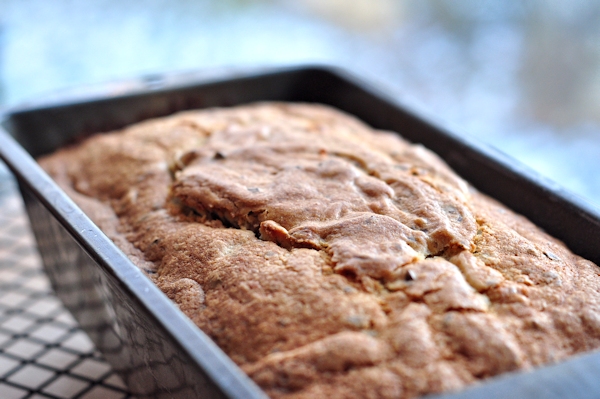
[39,103,600,399]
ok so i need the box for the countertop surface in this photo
[0,167,133,399]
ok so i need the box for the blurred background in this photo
[1,0,600,207]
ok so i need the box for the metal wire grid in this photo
[0,171,133,399]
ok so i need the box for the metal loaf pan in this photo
[1,66,600,399]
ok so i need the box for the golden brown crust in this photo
[39,103,600,399]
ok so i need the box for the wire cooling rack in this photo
[0,166,134,399]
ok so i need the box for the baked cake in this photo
[39,103,600,399]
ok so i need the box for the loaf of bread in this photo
[39,103,600,399]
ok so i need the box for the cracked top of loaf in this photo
[39,103,600,399]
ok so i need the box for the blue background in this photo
[1,0,599,208]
